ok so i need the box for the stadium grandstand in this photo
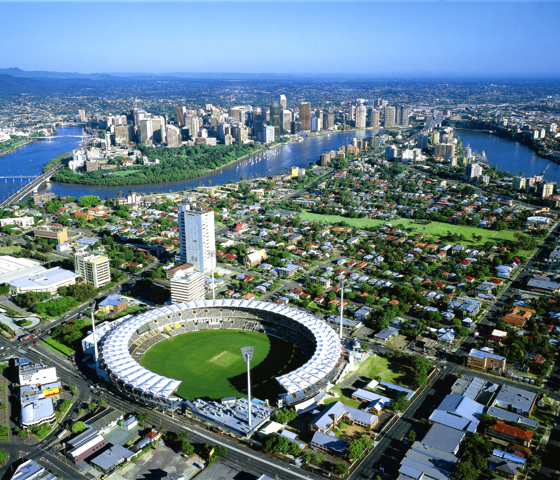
[99,300,343,412]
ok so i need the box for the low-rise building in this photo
[0,216,35,228]
[33,225,68,243]
[11,459,61,480]
[492,385,537,417]
[97,294,128,319]
[501,307,536,328]
[8,267,78,294]
[90,445,135,474]
[486,422,533,447]
[467,349,506,375]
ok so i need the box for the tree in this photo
[69,385,77,396]
[181,440,195,456]
[408,429,417,443]
[138,412,150,422]
[215,445,227,457]
[392,396,410,412]
[71,421,86,434]
[334,463,349,476]
[57,399,72,413]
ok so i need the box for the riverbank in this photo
[49,128,363,189]
[0,137,36,156]
[51,142,267,188]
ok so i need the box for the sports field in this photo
[298,212,521,246]
[140,330,307,401]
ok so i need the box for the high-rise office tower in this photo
[399,106,410,127]
[151,116,166,144]
[323,111,335,130]
[178,204,216,273]
[78,109,87,122]
[282,109,292,133]
[104,132,111,150]
[384,107,396,128]
[139,118,153,144]
[279,94,287,110]
[370,109,380,128]
[166,125,180,147]
[114,125,133,145]
[300,102,311,131]
[355,105,367,129]
[176,106,186,126]
[270,101,282,137]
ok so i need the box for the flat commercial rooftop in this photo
[189,397,273,436]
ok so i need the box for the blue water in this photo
[10,129,371,199]
[2,126,553,201]
[456,129,559,182]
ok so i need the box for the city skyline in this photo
[2,1,560,78]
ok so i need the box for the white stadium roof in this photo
[100,299,342,399]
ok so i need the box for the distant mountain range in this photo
[0,67,299,81]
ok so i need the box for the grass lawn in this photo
[42,337,75,356]
[324,388,362,408]
[0,244,22,255]
[0,449,7,464]
[299,213,522,248]
[140,330,307,401]
[355,354,413,386]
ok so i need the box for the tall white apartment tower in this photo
[178,204,215,273]
[355,105,367,129]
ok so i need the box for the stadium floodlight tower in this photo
[210,250,216,301]
[241,346,254,426]
[338,274,345,340]
[90,299,99,367]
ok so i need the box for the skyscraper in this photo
[384,107,396,128]
[348,104,356,122]
[190,116,200,139]
[178,204,216,273]
[279,94,287,109]
[370,109,380,128]
[282,109,292,133]
[166,125,180,147]
[176,106,186,126]
[139,118,153,144]
[300,102,311,131]
[355,105,367,129]
[78,109,87,122]
[323,111,335,130]
[270,101,282,137]
[399,106,410,127]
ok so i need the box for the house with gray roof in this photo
[311,431,348,455]
[429,394,484,433]
[492,385,537,416]
[421,423,465,455]
[309,401,377,433]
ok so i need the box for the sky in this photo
[2,1,560,78]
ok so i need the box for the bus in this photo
[19,333,33,342]
[56,429,68,439]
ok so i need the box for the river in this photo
[456,129,560,183]
[4,126,554,201]
[0,127,371,199]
